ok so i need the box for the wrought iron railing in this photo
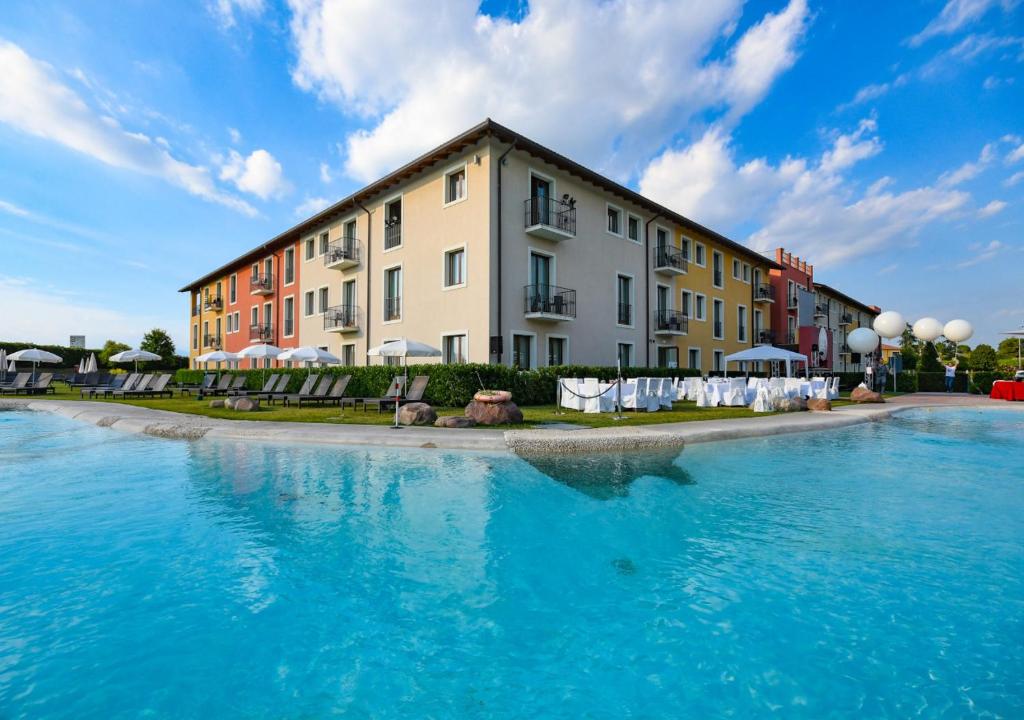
[787,294,799,309]
[325,236,360,266]
[523,284,576,318]
[250,274,274,293]
[617,302,632,325]
[655,309,688,333]
[384,297,401,321]
[756,329,776,345]
[384,222,401,250]
[249,324,273,342]
[203,334,222,349]
[324,305,360,331]
[654,245,688,272]
[524,196,576,236]
[840,313,853,325]
[203,296,223,312]
[754,283,775,302]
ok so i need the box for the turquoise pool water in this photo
[1,408,1022,718]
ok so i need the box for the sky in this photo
[0,0,1021,352]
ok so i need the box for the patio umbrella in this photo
[8,348,63,384]
[77,356,86,374]
[277,346,340,366]
[109,349,161,373]
[238,343,281,387]
[86,352,98,374]
[817,326,829,369]
[194,350,241,381]
[367,339,441,428]
[0,349,6,382]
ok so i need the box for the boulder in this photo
[807,398,832,412]
[473,390,512,404]
[434,415,477,429]
[465,400,524,425]
[776,396,808,413]
[224,396,238,410]
[398,402,437,426]
[850,387,885,404]
[208,399,225,408]
[232,397,260,412]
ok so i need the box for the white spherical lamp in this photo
[943,319,973,344]
[848,327,880,354]
[912,317,943,342]
[873,311,905,339]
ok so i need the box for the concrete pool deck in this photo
[3,393,1019,455]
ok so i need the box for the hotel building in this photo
[181,120,782,371]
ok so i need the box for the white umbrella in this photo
[109,349,161,373]
[367,339,442,428]
[817,326,828,368]
[77,356,86,374]
[0,349,6,382]
[238,343,281,386]
[277,346,340,365]
[8,348,63,384]
[86,352,98,374]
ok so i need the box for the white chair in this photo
[745,377,760,403]
[657,377,674,409]
[618,379,636,409]
[784,377,803,398]
[695,381,715,407]
[580,379,602,414]
[684,377,703,401]
[560,379,584,411]
[827,376,840,400]
[622,377,647,410]
[750,384,774,412]
[723,378,747,407]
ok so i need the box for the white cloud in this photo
[1007,141,1024,163]
[0,197,111,244]
[0,275,182,348]
[218,148,290,199]
[228,126,242,144]
[837,74,909,110]
[639,118,971,266]
[289,0,810,183]
[938,142,997,187]
[983,75,1014,89]
[0,40,256,216]
[957,239,1004,267]
[978,199,1008,217]
[209,0,266,29]
[907,0,1017,47]
[1005,170,1024,186]
[319,161,332,183]
[294,196,330,217]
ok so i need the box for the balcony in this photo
[384,297,401,322]
[787,293,799,309]
[654,245,687,275]
[839,313,853,326]
[249,324,273,343]
[324,305,360,333]
[753,284,775,303]
[203,296,223,313]
[756,329,776,345]
[840,343,852,355]
[384,221,401,250]
[203,334,222,350]
[324,237,361,270]
[524,284,576,321]
[654,309,688,336]
[250,273,274,295]
[524,196,576,241]
[783,331,797,345]
[814,303,827,318]
[617,302,632,326]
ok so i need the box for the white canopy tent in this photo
[367,339,442,429]
[723,345,809,378]
[1003,328,1024,369]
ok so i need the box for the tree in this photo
[970,344,998,372]
[899,324,919,370]
[98,339,130,367]
[997,337,1020,359]
[140,328,176,362]
[919,342,943,372]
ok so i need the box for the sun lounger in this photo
[264,373,318,405]
[0,373,30,392]
[23,373,56,395]
[298,375,352,407]
[204,375,233,396]
[281,375,332,407]
[358,375,429,413]
[81,373,133,398]
[177,373,216,396]
[255,374,293,404]
[110,374,154,398]
[229,374,276,396]
[119,373,173,399]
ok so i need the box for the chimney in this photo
[775,248,785,263]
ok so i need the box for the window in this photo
[732,258,740,280]
[713,350,724,372]
[229,275,237,304]
[680,236,691,261]
[444,247,466,288]
[250,306,258,327]
[343,218,357,241]
[318,232,329,256]
[754,309,764,340]
[284,248,295,285]
[215,317,221,341]
[225,313,233,334]
[263,302,272,327]
[264,257,273,278]
[742,263,750,282]
[442,334,467,364]
[712,251,724,288]
[304,291,315,317]
[384,197,402,250]
[688,348,701,371]
[694,243,706,267]
[304,237,315,261]
[250,263,258,281]
[342,279,356,309]
[283,297,294,337]
[444,166,466,204]
[713,299,724,339]
[627,214,641,243]
[512,334,533,369]
[547,337,566,366]
[606,204,622,236]
[738,305,748,343]
[657,347,678,368]
[318,286,329,314]
[681,290,692,318]
[202,321,209,345]
[234,311,240,333]
[656,227,668,251]
[384,266,402,321]
[342,344,355,366]
[695,293,706,321]
[616,274,633,326]
[617,342,633,369]
[192,324,198,350]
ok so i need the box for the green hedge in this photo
[968,370,1016,394]
[174,364,701,406]
[917,371,968,393]
[0,341,188,371]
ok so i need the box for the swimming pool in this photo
[1,408,1021,718]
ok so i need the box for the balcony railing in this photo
[250,273,274,294]
[384,297,401,322]
[524,196,576,239]
[203,334,222,349]
[617,302,632,326]
[523,284,576,319]
[654,245,687,274]
[249,323,273,343]
[814,303,827,317]
[784,331,797,345]
[384,222,401,250]
[753,284,775,302]
[325,237,361,269]
[654,309,688,334]
[787,293,799,309]
[203,296,223,312]
[756,329,776,345]
[839,313,853,325]
[324,305,360,332]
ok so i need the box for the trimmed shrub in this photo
[917,371,967,393]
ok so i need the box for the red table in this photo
[990,380,1024,401]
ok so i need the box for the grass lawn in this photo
[28,384,902,429]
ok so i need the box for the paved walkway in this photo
[3,394,1018,455]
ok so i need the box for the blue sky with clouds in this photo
[1,0,1021,351]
